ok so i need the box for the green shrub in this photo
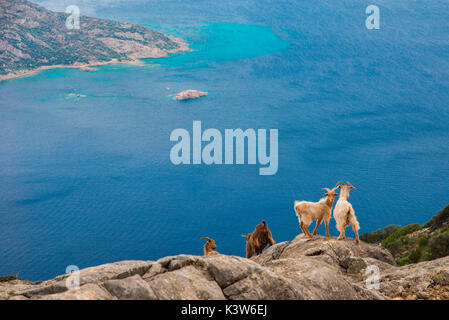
[408,248,422,264]
[396,256,411,266]
[418,235,430,247]
[395,229,449,266]
[360,225,401,244]
[423,204,449,230]
[381,204,449,266]
[382,223,421,247]
[383,236,413,256]
[0,275,20,282]
[428,230,449,259]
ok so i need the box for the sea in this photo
[1,0,448,281]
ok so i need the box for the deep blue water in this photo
[1,0,448,281]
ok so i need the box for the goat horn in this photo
[201,237,211,241]
[346,181,357,189]
[322,188,331,192]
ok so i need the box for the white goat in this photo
[294,183,340,238]
[333,181,360,243]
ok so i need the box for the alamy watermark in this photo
[65,265,80,290]
[65,5,80,30]
[169,121,278,175]
[366,5,380,30]
[364,264,380,290]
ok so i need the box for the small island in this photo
[173,90,208,101]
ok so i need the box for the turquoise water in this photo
[145,23,289,68]
[1,0,449,281]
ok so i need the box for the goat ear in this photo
[242,234,248,240]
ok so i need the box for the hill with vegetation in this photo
[0,0,188,80]
[361,204,449,266]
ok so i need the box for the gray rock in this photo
[14,280,68,298]
[142,262,165,279]
[38,283,115,300]
[2,235,447,300]
[416,291,430,299]
[252,241,290,265]
[222,269,300,300]
[74,260,155,284]
[8,295,29,300]
[146,266,225,300]
[15,260,154,299]
[373,256,449,299]
[103,275,157,300]
[157,255,202,271]
[202,255,259,288]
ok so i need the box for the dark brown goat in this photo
[242,220,275,258]
[201,237,219,256]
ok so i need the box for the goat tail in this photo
[351,217,360,231]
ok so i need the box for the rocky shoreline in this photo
[0,38,189,82]
[2,235,448,300]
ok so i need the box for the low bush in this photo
[428,229,449,259]
[0,274,20,282]
[381,223,421,248]
[423,204,449,231]
[360,225,401,244]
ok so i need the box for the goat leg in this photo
[325,219,331,238]
[301,222,314,238]
[337,229,345,240]
[312,218,323,235]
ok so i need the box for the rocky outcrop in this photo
[374,257,449,299]
[173,90,207,100]
[1,235,448,300]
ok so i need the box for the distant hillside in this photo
[361,204,449,266]
[0,0,188,80]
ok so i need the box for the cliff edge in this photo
[2,235,448,300]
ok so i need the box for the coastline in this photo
[0,38,190,83]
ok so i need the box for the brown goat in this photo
[242,220,275,258]
[201,237,219,256]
